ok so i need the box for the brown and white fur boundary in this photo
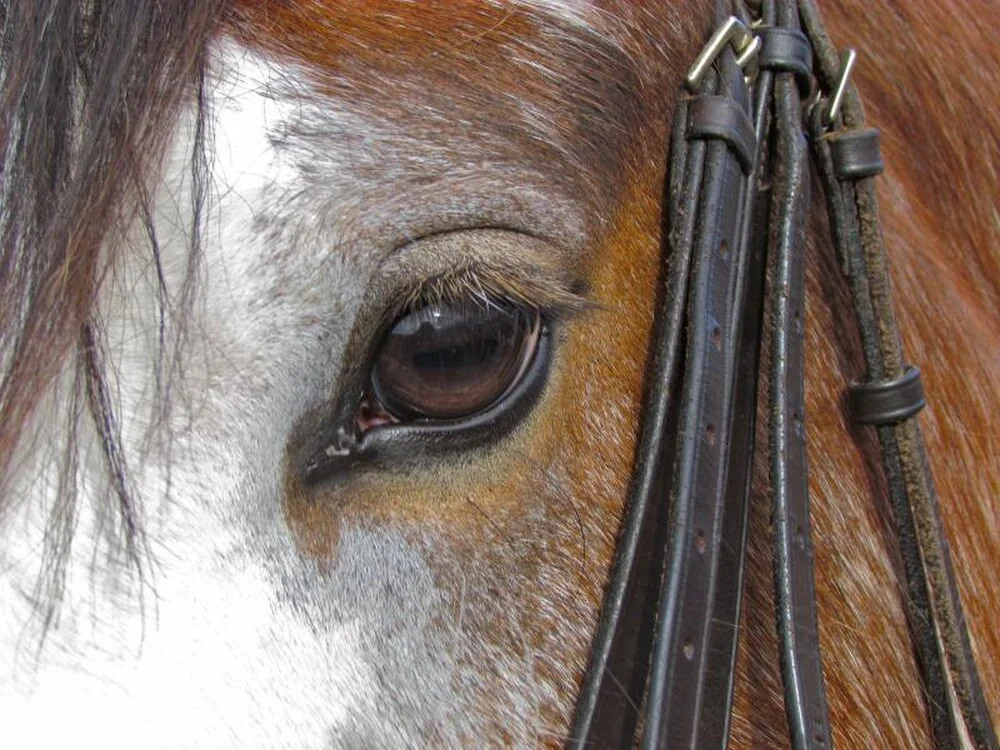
[0,1,996,748]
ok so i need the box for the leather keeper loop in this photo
[687,95,755,173]
[828,127,884,179]
[758,27,813,96]
[848,365,926,425]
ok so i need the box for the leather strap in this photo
[640,34,757,750]
[765,3,833,748]
[565,55,709,750]
[568,4,765,745]
[569,2,998,748]
[802,0,998,746]
[699,5,775,742]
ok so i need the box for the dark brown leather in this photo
[758,25,813,93]
[828,127,884,178]
[765,3,833,748]
[566,69,708,750]
[640,40,757,750]
[802,1,998,744]
[569,1,999,748]
[568,4,766,745]
[687,94,757,171]
[848,364,926,425]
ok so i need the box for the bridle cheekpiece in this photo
[569,2,999,748]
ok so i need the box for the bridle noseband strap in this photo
[568,1,999,748]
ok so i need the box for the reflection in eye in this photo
[368,300,542,422]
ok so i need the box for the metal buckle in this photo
[686,16,761,91]
[822,49,857,126]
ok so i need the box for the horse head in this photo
[1,1,997,747]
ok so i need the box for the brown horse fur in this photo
[0,0,997,747]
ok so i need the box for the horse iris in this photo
[371,301,540,421]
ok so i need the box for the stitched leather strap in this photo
[565,56,708,750]
[570,2,998,748]
[766,3,833,748]
[641,33,757,749]
[568,4,765,746]
[802,0,999,746]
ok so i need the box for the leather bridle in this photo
[568,1,999,748]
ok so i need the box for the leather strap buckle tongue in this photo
[822,48,857,125]
[686,16,761,90]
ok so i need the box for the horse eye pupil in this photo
[371,302,539,421]
[411,336,497,370]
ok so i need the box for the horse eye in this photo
[368,300,541,422]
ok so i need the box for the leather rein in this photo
[568,1,999,748]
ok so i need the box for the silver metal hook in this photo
[823,49,857,126]
[736,35,762,70]
[686,16,759,91]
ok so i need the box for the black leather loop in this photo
[828,127,884,179]
[758,26,813,95]
[572,3,1000,748]
[848,365,926,425]
[687,94,756,172]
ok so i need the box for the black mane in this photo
[0,0,225,611]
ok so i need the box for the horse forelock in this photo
[0,0,226,594]
[0,1,702,746]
